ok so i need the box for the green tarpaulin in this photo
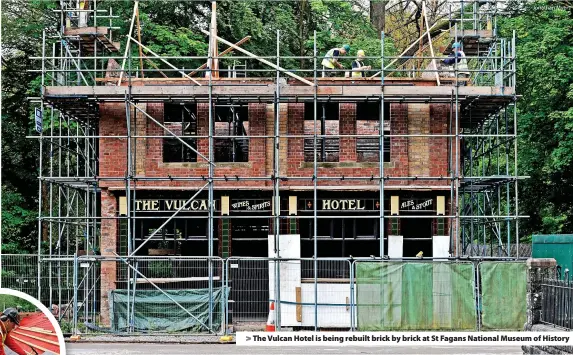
[356,262,476,330]
[480,262,526,330]
[110,288,228,332]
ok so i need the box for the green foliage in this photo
[147,260,173,278]
[1,187,36,254]
[498,1,573,236]
[0,295,36,312]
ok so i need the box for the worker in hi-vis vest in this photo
[441,42,470,84]
[351,50,371,78]
[0,308,29,355]
[321,44,350,77]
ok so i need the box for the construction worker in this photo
[441,42,470,84]
[351,50,371,78]
[0,308,29,355]
[321,44,350,77]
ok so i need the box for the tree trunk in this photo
[370,0,386,37]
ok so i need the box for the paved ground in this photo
[66,342,524,354]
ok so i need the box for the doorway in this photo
[401,216,433,257]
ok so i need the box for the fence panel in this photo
[299,259,353,329]
[226,258,269,324]
[540,273,573,329]
[355,261,476,330]
[0,254,41,298]
[227,258,353,330]
[108,257,225,334]
[479,261,527,330]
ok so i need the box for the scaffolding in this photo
[24,0,526,334]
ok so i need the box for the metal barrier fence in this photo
[540,271,573,330]
[2,255,533,334]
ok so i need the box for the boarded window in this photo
[356,102,390,162]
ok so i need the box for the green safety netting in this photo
[110,288,229,332]
[356,262,476,330]
[480,262,526,330]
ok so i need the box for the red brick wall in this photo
[287,103,305,172]
[430,104,449,184]
[339,103,357,162]
[100,189,117,326]
[99,102,268,189]
[98,102,452,188]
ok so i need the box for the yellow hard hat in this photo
[357,50,365,58]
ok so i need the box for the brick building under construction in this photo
[28,0,524,332]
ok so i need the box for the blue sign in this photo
[35,108,43,133]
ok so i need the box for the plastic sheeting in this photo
[480,262,526,330]
[110,288,228,332]
[356,262,476,330]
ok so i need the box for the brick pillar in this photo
[287,104,304,183]
[339,103,357,162]
[98,103,128,189]
[131,103,147,176]
[407,104,430,179]
[197,103,209,158]
[146,103,164,173]
[248,104,266,176]
[265,104,289,184]
[265,104,274,177]
[100,189,117,327]
[430,104,449,182]
[279,104,288,176]
[390,104,408,185]
[525,258,557,329]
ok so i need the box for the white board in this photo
[268,234,301,326]
[433,235,450,259]
[388,235,403,258]
[300,283,356,327]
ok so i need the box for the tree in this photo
[498,1,573,235]
[370,0,386,37]
[1,0,57,253]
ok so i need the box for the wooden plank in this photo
[118,1,139,85]
[18,326,55,335]
[449,29,493,39]
[147,248,176,256]
[10,335,57,353]
[295,287,302,322]
[142,53,168,78]
[188,36,251,77]
[201,29,315,86]
[136,7,144,78]
[422,1,440,86]
[12,331,60,346]
[131,276,221,284]
[127,35,202,86]
[64,26,109,36]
